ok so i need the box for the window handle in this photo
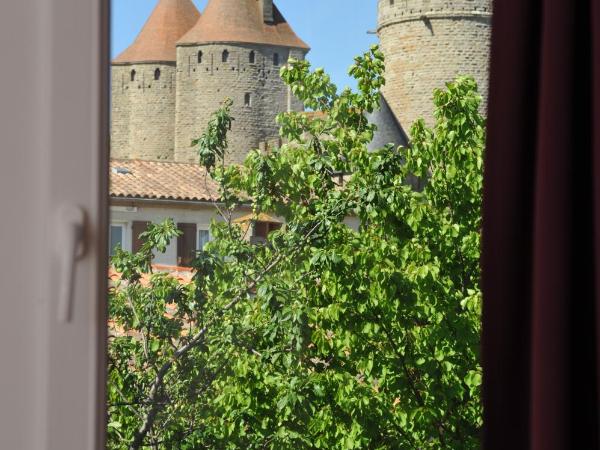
[56,205,87,323]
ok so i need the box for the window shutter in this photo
[132,221,150,254]
[254,221,281,240]
[177,223,197,267]
[254,221,269,239]
[268,222,282,234]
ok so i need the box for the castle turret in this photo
[174,0,309,164]
[377,0,492,130]
[111,0,200,160]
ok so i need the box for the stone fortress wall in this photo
[112,0,490,165]
[377,0,492,130]
[110,0,309,165]
[174,43,305,164]
[111,63,177,160]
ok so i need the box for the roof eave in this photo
[111,59,178,66]
[110,195,223,206]
[176,40,309,51]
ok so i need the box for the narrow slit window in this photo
[244,93,251,107]
[130,69,136,82]
[197,51,203,63]
[273,53,280,66]
[249,51,255,64]
[222,49,229,63]
[154,68,160,80]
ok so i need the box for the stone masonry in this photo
[175,44,305,164]
[111,63,177,160]
[111,0,308,165]
[112,0,491,165]
[378,0,492,130]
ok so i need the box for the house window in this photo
[154,68,160,80]
[197,229,210,251]
[177,223,197,267]
[273,53,280,66]
[244,93,251,107]
[197,50,203,63]
[251,221,282,244]
[109,224,124,256]
[222,49,229,63]
[130,69,136,82]
[249,51,255,64]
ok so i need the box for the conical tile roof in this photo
[366,95,409,151]
[114,0,200,64]
[178,0,309,50]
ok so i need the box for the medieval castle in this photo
[111,0,308,164]
[111,0,492,164]
[109,0,492,266]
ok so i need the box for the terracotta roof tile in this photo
[303,111,328,120]
[109,264,195,285]
[110,159,221,202]
[178,0,309,50]
[233,212,282,223]
[113,0,200,64]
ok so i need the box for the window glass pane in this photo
[198,229,210,250]
[109,0,492,447]
[109,225,123,256]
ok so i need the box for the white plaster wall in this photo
[110,203,250,266]
[110,203,362,266]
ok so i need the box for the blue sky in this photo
[111,0,379,90]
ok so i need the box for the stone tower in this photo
[111,0,200,160]
[377,0,492,130]
[174,0,309,164]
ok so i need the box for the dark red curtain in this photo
[482,0,600,448]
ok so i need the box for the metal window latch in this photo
[55,204,87,323]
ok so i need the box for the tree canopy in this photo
[107,46,485,449]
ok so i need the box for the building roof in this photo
[113,0,200,64]
[109,264,194,285]
[110,159,220,202]
[233,212,283,223]
[366,95,409,151]
[302,97,409,151]
[302,111,328,120]
[177,0,309,50]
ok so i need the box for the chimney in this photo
[260,0,274,23]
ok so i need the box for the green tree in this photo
[107,46,485,449]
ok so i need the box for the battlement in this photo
[378,0,492,28]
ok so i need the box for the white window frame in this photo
[1,1,110,448]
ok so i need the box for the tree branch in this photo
[129,222,322,449]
